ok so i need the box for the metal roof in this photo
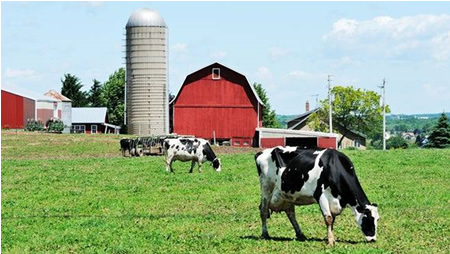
[256,127,339,138]
[126,8,166,28]
[44,90,72,102]
[1,83,58,102]
[72,107,107,124]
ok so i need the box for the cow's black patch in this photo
[212,158,220,169]
[272,148,320,195]
[171,144,175,148]
[164,140,170,151]
[361,213,376,237]
[202,143,217,162]
[254,152,263,176]
[180,139,188,145]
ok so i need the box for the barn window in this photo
[234,141,240,146]
[212,68,220,80]
[91,125,98,134]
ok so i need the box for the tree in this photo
[61,73,88,107]
[426,113,450,148]
[386,136,409,149]
[102,68,125,127]
[87,79,104,107]
[253,82,280,128]
[309,86,390,148]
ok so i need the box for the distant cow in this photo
[120,138,135,157]
[163,138,221,173]
[255,146,379,245]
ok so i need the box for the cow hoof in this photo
[296,234,307,241]
[327,238,336,246]
[260,233,270,240]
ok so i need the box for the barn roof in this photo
[1,83,58,102]
[171,62,264,106]
[72,107,107,124]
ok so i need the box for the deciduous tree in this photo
[309,86,389,148]
[102,68,125,127]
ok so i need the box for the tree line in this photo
[61,68,125,128]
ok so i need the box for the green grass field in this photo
[2,131,449,253]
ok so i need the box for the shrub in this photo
[387,135,409,149]
[46,118,64,132]
[25,119,44,131]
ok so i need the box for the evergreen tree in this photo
[61,73,88,107]
[253,82,280,128]
[426,113,450,148]
[88,79,104,107]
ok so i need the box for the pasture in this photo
[2,131,449,253]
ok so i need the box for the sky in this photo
[2,1,450,115]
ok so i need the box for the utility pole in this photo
[380,78,386,150]
[328,75,333,134]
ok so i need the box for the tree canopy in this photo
[426,113,450,148]
[309,86,389,147]
[87,79,104,107]
[61,73,88,107]
[253,82,280,128]
[101,68,125,127]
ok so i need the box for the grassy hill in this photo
[2,131,449,253]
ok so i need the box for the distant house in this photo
[71,107,120,134]
[287,104,366,149]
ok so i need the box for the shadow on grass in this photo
[240,235,360,244]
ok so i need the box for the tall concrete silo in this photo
[125,8,169,135]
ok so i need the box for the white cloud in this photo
[172,43,188,54]
[209,51,227,60]
[255,67,273,81]
[269,47,288,60]
[85,1,104,7]
[287,70,325,81]
[431,31,450,61]
[5,68,36,78]
[324,14,450,60]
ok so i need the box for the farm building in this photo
[44,90,72,133]
[72,107,121,134]
[256,127,338,149]
[171,62,264,147]
[287,103,366,149]
[1,84,62,129]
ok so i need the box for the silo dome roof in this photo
[126,8,166,27]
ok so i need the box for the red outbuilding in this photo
[171,63,264,147]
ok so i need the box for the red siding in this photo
[2,91,25,129]
[318,137,337,149]
[174,67,261,143]
[260,138,285,148]
[23,98,35,123]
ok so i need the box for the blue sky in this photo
[2,1,450,115]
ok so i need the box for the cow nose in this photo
[366,237,376,243]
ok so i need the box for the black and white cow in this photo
[255,146,379,245]
[120,138,135,157]
[163,138,221,173]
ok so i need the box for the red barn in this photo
[171,63,263,147]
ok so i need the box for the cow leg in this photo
[285,205,307,241]
[189,160,195,173]
[259,196,271,240]
[197,160,203,173]
[318,194,335,245]
[165,155,174,173]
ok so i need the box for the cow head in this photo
[212,158,221,172]
[356,203,379,242]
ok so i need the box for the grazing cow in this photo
[255,146,379,245]
[163,138,221,173]
[120,138,135,157]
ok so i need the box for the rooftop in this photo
[126,8,166,28]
